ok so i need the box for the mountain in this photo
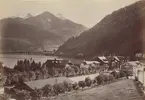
[56,1,145,59]
[0,12,87,52]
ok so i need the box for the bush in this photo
[92,79,97,84]
[97,74,105,85]
[85,77,92,87]
[41,84,53,97]
[110,71,119,79]
[63,81,72,92]
[135,76,138,81]
[72,82,79,90]
[108,74,115,82]
[103,74,109,83]
[119,70,127,78]
[53,83,65,95]
[78,81,86,89]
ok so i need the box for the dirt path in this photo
[68,73,99,83]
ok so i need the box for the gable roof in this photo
[114,56,120,61]
[24,77,73,90]
[98,56,108,64]
[83,61,100,65]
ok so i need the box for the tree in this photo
[72,65,80,75]
[78,81,86,89]
[85,77,92,87]
[65,64,72,77]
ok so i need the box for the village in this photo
[0,55,145,100]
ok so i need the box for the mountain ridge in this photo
[0,11,87,52]
[56,1,145,59]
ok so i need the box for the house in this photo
[43,59,68,76]
[120,62,135,76]
[106,56,121,69]
[79,60,100,74]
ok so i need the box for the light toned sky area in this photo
[0,0,139,27]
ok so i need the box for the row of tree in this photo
[4,59,112,85]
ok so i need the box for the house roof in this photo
[114,56,120,61]
[98,56,108,64]
[24,77,73,90]
[83,61,100,65]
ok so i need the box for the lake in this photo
[0,54,62,68]
[0,54,82,68]
[1,54,144,86]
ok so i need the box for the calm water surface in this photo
[0,54,82,69]
[0,54,61,68]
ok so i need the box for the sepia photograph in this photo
[0,0,145,100]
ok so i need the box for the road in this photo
[68,73,99,83]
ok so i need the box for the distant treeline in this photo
[0,59,116,86]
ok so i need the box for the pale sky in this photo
[0,0,139,27]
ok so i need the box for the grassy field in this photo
[53,79,143,100]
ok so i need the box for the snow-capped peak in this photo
[25,13,33,19]
[56,13,66,20]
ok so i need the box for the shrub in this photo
[110,71,119,79]
[103,74,109,83]
[72,82,79,90]
[41,84,53,97]
[63,81,72,92]
[119,70,127,78]
[108,74,115,82]
[78,81,86,89]
[135,76,138,81]
[53,83,65,95]
[85,77,92,87]
[92,79,97,84]
[97,74,105,85]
